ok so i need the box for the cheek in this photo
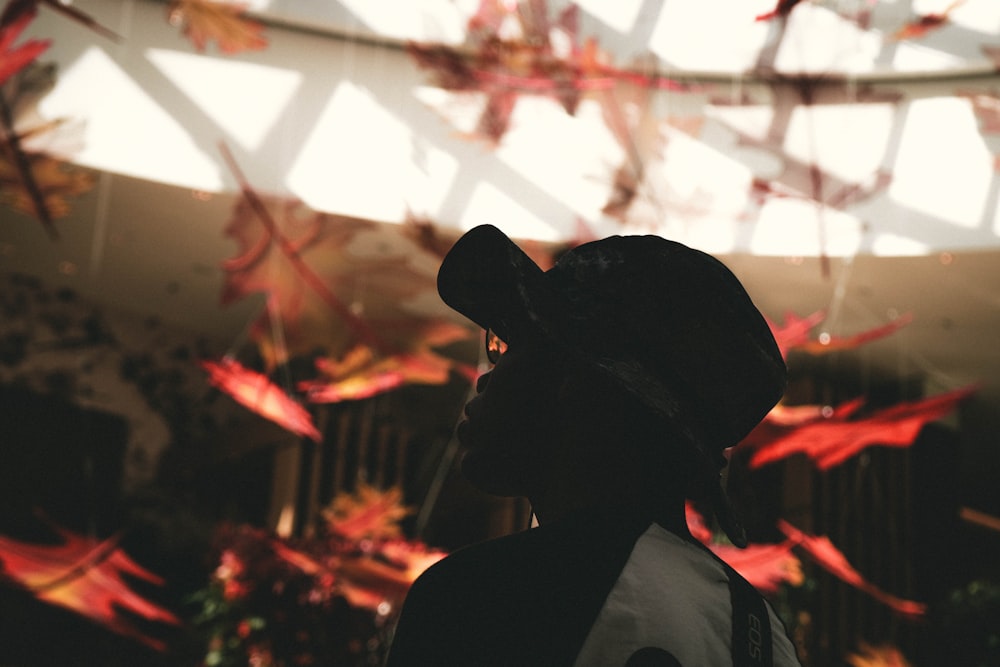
[461,395,558,495]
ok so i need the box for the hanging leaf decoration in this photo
[218,145,476,404]
[744,385,976,469]
[711,541,804,594]
[167,0,267,54]
[322,484,412,542]
[846,643,914,667]
[778,520,927,617]
[0,151,93,218]
[686,502,803,594]
[0,4,49,87]
[200,357,322,442]
[767,310,913,360]
[407,0,684,145]
[262,485,447,612]
[0,524,180,649]
[1,0,120,42]
[755,0,805,22]
[301,322,476,405]
[402,212,464,260]
[598,53,666,221]
[0,4,64,237]
[892,1,965,41]
[767,310,828,358]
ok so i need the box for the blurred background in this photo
[0,1,998,665]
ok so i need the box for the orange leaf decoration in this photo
[778,521,927,617]
[746,385,975,469]
[200,357,322,442]
[167,0,267,54]
[219,189,440,358]
[0,525,180,649]
[847,642,914,667]
[301,320,476,404]
[0,153,94,219]
[337,545,444,609]
[268,484,447,613]
[322,484,413,541]
[378,539,448,584]
[217,146,476,403]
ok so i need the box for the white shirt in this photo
[574,523,800,667]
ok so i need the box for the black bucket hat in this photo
[437,224,786,544]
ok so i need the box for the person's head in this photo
[439,225,785,543]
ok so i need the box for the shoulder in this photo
[386,527,560,666]
[387,510,653,667]
[411,508,642,594]
[407,523,542,594]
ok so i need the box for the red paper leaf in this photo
[200,357,322,442]
[778,520,926,617]
[767,311,911,360]
[0,11,93,239]
[711,541,803,594]
[755,0,805,22]
[267,487,447,612]
[218,149,476,407]
[0,4,49,87]
[167,0,267,54]
[686,503,803,594]
[407,0,682,144]
[767,310,828,358]
[0,525,179,649]
[892,1,964,41]
[219,189,438,365]
[747,386,976,469]
[302,342,475,404]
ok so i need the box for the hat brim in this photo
[437,225,552,344]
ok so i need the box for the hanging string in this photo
[87,1,135,283]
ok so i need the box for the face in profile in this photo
[456,337,566,498]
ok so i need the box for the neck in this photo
[529,482,691,539]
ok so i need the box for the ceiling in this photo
[1,0,999,516]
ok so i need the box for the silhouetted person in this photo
[386,225,801,666]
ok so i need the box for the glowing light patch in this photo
[37,47,223,190]
[286,81,413,222]
[890,96,994,230]
[146,48,302,151]
[462,181,559,242]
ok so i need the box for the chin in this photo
[460,449,527,498]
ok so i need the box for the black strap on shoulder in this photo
[727,564,773,667]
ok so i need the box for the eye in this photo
[484,328,508,364]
